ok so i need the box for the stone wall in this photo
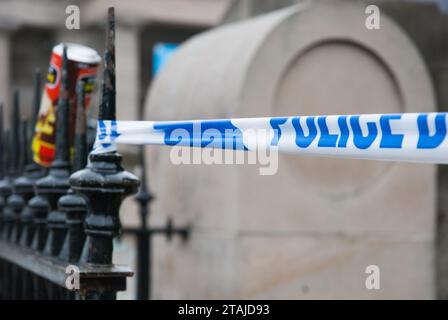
[145,0,437,299]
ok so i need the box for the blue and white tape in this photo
[93,113,448,164]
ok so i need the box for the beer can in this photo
[32,43,101,167]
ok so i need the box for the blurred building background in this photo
[1,0,448,299]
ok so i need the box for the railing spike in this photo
[53,45,70,168]
[29,69,41,165]
[10,90,20,177]
[2,130,10,182]
[99,6,116,122]
[20,120,27,173]
[1,131,12,240]
[3,92,22,243]
[0,103,5,235]
[0,103,4,180]
[73,82,87,172]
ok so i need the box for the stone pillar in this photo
[145,1,436,299]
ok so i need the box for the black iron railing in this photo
[0,6,140,300]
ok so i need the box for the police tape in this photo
[93,113,448,164]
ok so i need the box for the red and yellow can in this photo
[32,43,101,167]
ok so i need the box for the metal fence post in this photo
[2,91,20,242]
[69,7,140,299]
[58,83,87,264]
[37,45,71,258]
[18,70,46,248]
